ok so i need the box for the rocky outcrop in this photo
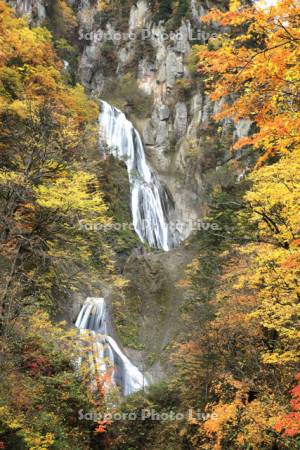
[119,246,198,381]
[8,0,46,24]
[174,102,188,138]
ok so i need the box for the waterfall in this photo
[75,297,146,396]
[99,100,180,251]
[78,103,179,396]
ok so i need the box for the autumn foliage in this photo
[161,1,300,448]
[274,372,300,438]
[196,0,300,165]
[0,0,299,449]
[0,2,113,448]
[118,1,300,449]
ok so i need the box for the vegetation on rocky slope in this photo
[100,0,300,448]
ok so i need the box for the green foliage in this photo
[124,35,156,75]
[115,318,145,351]
[45,0,81,86]
[102,73,153,119]
[112,287,146,351]
[97,156,140,257]
[100,41,118,76]
[151,0,190,28]
[106,384,184,450]
[54,38,79,85]
[174,0,190,26]
[94,9,111,28]
[94,0,134,32]
[45,0,78,41]
[187,45,202,75]
[174,79,194,101]
[152,0,173,24]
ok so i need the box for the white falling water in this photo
[99,100,179,251]
[79,103,180,395]
[75,297,146,396]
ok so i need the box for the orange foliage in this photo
[95,419,113,434]
[197,0,300,164]
[274,372,300,437]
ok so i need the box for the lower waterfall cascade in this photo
[75,297,146,396]
[99,100,180,251]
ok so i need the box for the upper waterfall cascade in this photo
[99,100,180,251]
[75,297,146,396]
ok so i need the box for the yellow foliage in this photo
[0,1,98,126]
[35,169,108,219]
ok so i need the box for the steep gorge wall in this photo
[9,0,252,381]
[72,0,253,381]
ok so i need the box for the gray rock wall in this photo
[73,0,252,241]
[8,0,46,24]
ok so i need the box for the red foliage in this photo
[25,354,51,375]
[274,373,300,437]
[95,420,113,434]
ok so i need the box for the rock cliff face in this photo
[8,0,46,24]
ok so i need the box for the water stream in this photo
[99,100,180,251]
[76,297,146,396]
